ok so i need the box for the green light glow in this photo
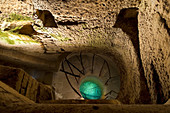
[79,76,104,99]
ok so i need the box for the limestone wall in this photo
[32,0,51,10]
[138,0,170,104]
[0,65,55,102]
[0,81,34,106]
[0,0,33,16]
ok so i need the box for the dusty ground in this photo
[0,104,170,113]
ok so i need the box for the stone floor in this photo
[0,103,170,113]
[39,99,121,104]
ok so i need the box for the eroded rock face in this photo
[0,0,169,104]
[0,65,55,102]
[138,0,170,104]
[0,0,33,18]
[35,9,58,27]
[0,81,34,106]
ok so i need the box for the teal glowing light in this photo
[80,81,102,99]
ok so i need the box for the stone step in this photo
[1,104,170,113]
[0,65,55,102]
[39,99,121,104]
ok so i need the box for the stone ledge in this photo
[0,104,170,113]
[0,81,34,106]
[0,65,55,102]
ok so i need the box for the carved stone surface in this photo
[0,81,34,106]
[0,65,54,102]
